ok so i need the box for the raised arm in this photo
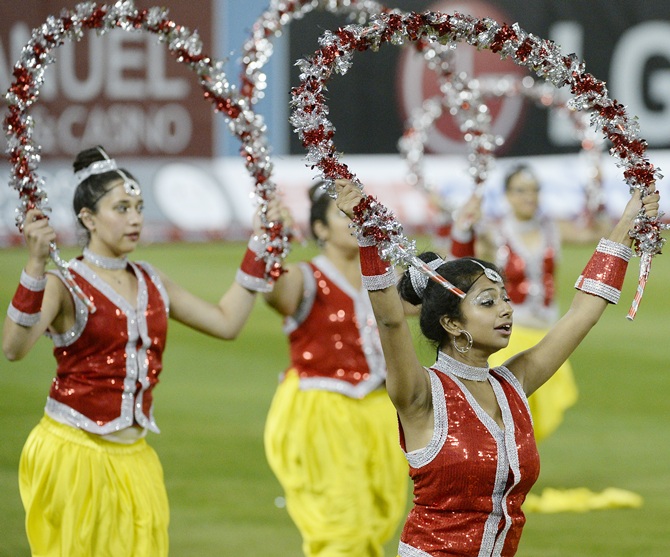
[505,189,661,395]
[334,181,432,421]
[165,200,283,339]
[3,209,72,361]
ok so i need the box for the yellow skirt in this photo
[488,325,579,443]
[265,371,409,557]
[19,415,169,557]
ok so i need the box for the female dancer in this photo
[3,146,278,557]
[263,182,408,556]
[449,164,608,440]
[335,179,658,556]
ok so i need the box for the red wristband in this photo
[574,238,632,304]
[358,241,396,290]
[236,236,274,293]
[7,270,46,326]
[450,227,475,258]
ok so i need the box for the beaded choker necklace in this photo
[82,247,128,271]
[433,350,490,382]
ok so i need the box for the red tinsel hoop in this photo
[397,71,502,218]
[400,40,502,202]
[398,74,608,228]
[290,10,667,317]
[239,0,392,245]
[3,0,290,305]
[240,0,389,104]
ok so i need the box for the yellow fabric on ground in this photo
[524,487,643,513]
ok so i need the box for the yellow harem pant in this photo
[488,324,578,442]
[265,370,409,557]
[19,415,169,557]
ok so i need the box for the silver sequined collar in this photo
[82,247,129,271]
[433,350,490,382]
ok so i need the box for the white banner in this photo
[2,151,668,248]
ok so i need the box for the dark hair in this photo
[503,163,538,192]
[397,252,503,349]
[72,146,137,238]
[307,180,332,241]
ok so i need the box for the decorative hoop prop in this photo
[398,73,608,227]
[399,40,502,203]
[397,69,502,217]
[290,10,667,317]
[477,74,608,219]
[240,0,389,104]
[4,0,289,311]
[238,0,391,245]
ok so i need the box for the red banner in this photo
[1,0,215,158]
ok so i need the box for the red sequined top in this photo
[399,355,540,556]
[45,259,169,435]
[283,255,386,399]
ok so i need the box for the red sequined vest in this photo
[399,364,540,556]
[45,259,169,435]
[283,256,386,399]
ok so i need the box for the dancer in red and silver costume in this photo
[335,179,658,556]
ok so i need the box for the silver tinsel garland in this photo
[290,10,667,318]
[238,0,392,247]
[4,0,291,304]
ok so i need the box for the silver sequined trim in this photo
[398,541,432,557]
[236,269,274,292]
[434,350,489,381]
[362,268,397,291]
[403,369,448,469]
[596,238,633,261]
[20,269,47,290]
[47,269,88,347]
[574,276,621,304]
[7,305,41,326]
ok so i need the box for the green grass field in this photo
[1,236,669,556]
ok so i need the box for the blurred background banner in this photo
[1,0,215,159]
[1,0,668,246]
[284,0,670,157]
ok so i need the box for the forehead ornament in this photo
[74,149,141,196]
[468,259,503,284]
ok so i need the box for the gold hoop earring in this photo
[452,329,473,354]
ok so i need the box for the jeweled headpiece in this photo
[468,259,503,284]
[409,257,445,298]
[74,147,141,196]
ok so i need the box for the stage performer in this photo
[449,163,609,442]
[2,146,280,557]
[263,182,409,557]
[335,178,658,556]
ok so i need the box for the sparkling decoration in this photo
[240,0,389,104]
[238,0,392,246]
[398,41,502,211]
[478,74,608,219]
[290,10,667,317]
[399,72,608,226]
[3,0,290,309]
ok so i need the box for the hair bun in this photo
[73,146,112,174]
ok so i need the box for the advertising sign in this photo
[0,0,215,159]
